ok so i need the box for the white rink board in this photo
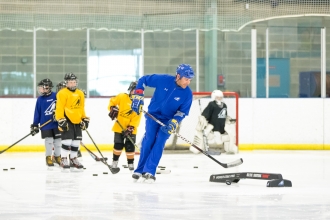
[1,98,330,146]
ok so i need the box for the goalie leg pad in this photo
[213,131,223,146]
[204,124,214,136]
[190,131,204,154]
[224,142,238,154]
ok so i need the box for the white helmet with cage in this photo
[211,90,224,105]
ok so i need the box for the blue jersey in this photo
[136,74,193,123]
[32,92,58,130]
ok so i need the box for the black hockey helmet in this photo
[56,81,66,92]
[127,81,137,95]
[64,72,78,91]
[37,78,53,96]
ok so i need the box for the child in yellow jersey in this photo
[107,81,142,174]
[55,73,90,172]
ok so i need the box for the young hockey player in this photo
[56,81,83,158]
[130,64,194,183]
[107,81,142,174]
[31,78,61,169]
[190,90,238,154]
[55,73,89,172]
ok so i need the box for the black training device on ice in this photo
[210,172,292,187]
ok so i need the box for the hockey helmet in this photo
[127,81,137,95]
[56,81,66,92]
[37,78,53,96]
[211,90,224,105]
[64,72,78,91]
[176,64,194,79]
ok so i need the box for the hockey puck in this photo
[122,165,128,168]
[10,168,15,170]
[3,169,8,171]
[83,168,86,169]
[93,174,98,176]
[103,172,108,174]
[194,166,198,168]
[158,166,165,168]
[160,168,165,170]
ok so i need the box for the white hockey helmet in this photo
[211,90,223,105]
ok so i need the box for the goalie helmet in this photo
[64,72,78,91]
[176,64,194,79]
[37,78,53,96]
[56,81,66,92]
[211,90,224,105]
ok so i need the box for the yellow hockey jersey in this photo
[108,93,142,134]
[55,88,87,124]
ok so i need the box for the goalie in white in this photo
[190,90,238,154]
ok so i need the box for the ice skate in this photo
[110,160,120,174]
[142,172,156,183]
[70,157,84,172]
[52,155,61,167]
[60,157,70,172]
[46,156,54,170]
[132,172,142,182]
[128,163,134,172]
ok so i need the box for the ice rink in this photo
[1,150,330,220]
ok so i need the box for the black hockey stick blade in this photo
[142,110,243,168]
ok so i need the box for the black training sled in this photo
[209,172,292,187]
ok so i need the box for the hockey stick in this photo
[84,129,113,172]
[80,141,108,163]
[143,110,243,168]
[198,99,221,155]
[0,119,52,155]
[115,120,140,153]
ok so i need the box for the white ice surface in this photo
[1,150,330,220]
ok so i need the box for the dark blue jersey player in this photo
[31,79,61,169]
[131,64,194,183]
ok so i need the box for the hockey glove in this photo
[58,118,69,132]
[108,106,119,120]
[80,117,90,130]
[30,124,39,136]
[131,89,144,115]
[123,125,134,137]
[161,119,178,134]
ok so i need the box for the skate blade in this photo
[110,167,120,174]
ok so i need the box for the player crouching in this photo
[190,90,238,154]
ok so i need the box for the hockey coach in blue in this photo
[130,64,194,183]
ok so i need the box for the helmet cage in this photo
[37,79,53,96]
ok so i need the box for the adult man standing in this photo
[130,64,194,183]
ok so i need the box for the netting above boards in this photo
[0,0,330,32]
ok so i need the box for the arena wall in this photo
[1,98,329,152]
